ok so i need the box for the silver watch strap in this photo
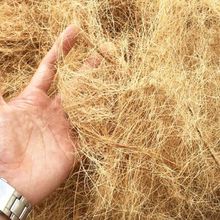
[0,178,32,220]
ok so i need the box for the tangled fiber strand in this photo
[0,0,220,219]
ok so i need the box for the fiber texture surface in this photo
[0,0,220,219]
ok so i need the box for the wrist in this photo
[0,171,38,205]
[0,178,32,220]
[1,177,37,206]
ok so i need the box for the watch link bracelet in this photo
[0,178,32,220]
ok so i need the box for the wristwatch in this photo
[0,178,32,220]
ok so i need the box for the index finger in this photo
[27,25,81,93]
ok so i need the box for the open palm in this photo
[0,25,110,205]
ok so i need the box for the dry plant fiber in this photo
[0,0,220,219]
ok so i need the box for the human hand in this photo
[0,25,110,205]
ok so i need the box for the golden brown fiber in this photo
[0,0,220,219]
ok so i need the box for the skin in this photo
[0,24,112,219]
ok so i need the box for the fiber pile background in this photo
[0,0,220,219]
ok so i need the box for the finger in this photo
[26,24,81,93]
[78,42,116,72]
